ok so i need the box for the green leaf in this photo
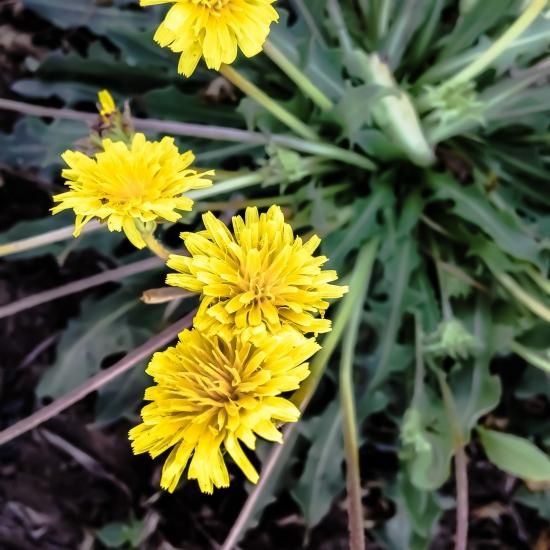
[436,0,516,59]
[400,396,454,490]
[269,10,345,99]
[513,485,550,521]
[12,79,100,105]
[291,401,343,527]
[94,362,150,426]
[0,117,84,175]
[141,86,243,127]
[96,522,129,548]
[36,291,141,399]
[292,391,389,527]
[324,183,391,271]
[383,475,443,550]
[478,427,550,482]
[429,173,543,267]
[370,193,423,388]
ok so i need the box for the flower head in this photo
[140,0,279,77]
[52,133,213,248]
[167,205,348,340]
[129,328,319,493]
[97,89,116,119]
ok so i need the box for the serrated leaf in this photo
[400,394,454,490]
[478,427,550,482]
[436,0,516,59]
[0,117,84,175]
[429,173,543,267]
[36,291,141,399]
[269,10,345,99]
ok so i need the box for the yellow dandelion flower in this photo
[52,133,214,249]
[97,89,116,118]
[129,328,319,493]
[166,205,348,340]
[140,0,279,77]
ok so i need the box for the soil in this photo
[0,3,548,550]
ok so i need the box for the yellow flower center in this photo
[242,269,275,303]
[194,0,231,13]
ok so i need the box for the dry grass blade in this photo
[0,257,164,319]
[0,310,196,446]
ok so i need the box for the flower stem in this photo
[141,230,172,260]
[0,309,196,447]
[263,39,334,111]
[187,171,264,202]
[435,370,469,550]
[339,238,380,550]
[0,220,101,258]
[445,0,547,88]
[454,446,469,550]
[223,240,379,550]
[292,237,380,410]
[219,64,319,141]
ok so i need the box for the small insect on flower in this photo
[97,89,116,119]
[140,0,279,77]
[129,327,319,494]
[166,205,349,341]
[52,133,214,249]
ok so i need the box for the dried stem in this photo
[0,310,196,447]
[141,287,193,305]
[0,257,163,319]
[0,98,374,170]
[454,446,469,550]
[223,242,379,550]
[436,371,469,550]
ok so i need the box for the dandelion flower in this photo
[97,89,116,119]
[167,206,348,340]
[129,328,319,493]
[140,0,279,77]
[52,133,214,249]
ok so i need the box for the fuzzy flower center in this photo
[194,0,231,13]
[181,342,263,426]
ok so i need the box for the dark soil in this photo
[1,3,548,550]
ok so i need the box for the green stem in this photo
[292,238,380,409]
[141,230,171,260]
[186,171,264,202]
[263,40,334,111]
[275,137,376,170]
[327,0,354,56]
[219,64,319,141]
[412,314,426,405]
[221,241,379,550]
[339,239,380,550]
[494,271,550,323]
[445,0,547,88]
[0,221,101,258]
[510,341,550,373]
